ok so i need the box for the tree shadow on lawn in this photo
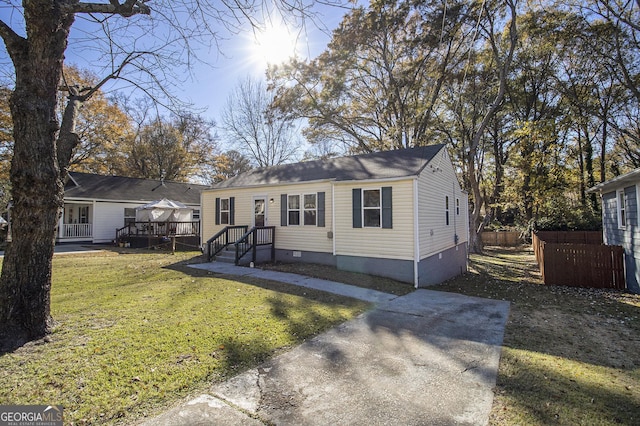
[167,250,640,425]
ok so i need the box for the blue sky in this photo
[0,2,351,126]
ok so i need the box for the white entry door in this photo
[253,197,267,227]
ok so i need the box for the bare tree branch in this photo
[62,0,151,17]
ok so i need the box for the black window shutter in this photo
[317,192,326,227]
[229,197,235,225]
[215,197,220,225]
[352,188,362,228]
[280,194,288,226]
[382,186,392,229]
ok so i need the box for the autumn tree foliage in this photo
[117,113,217,181]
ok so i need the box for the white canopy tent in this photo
[135,198,193,222]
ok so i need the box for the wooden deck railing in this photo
[116,221,200,241]
[206,225,248,261]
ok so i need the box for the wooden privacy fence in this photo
[481,231,521,246]
[533,230,602,245]
[532,231,625,290]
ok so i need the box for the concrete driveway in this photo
[142,284,510,426]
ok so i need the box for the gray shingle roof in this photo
[586,168,640,194]
[64,172,208,205]
[212,144,446,189]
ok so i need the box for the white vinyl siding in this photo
[92,202,139,243]
[417,148,468,259]
[334,180,414,260]
[201,182,333,254]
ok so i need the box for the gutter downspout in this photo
[413,178,420,288]
[332,183,336,256]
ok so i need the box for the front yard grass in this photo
[2,247,638,425]
[0,250,369,425]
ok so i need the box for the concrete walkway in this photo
[141,262,510,426]
[189,262,397,304]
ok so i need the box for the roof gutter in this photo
[332,175,419,185]
[587,168,640,194]
[207,178,335,192]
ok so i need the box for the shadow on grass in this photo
[493,349,640,425]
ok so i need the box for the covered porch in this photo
[58,202,93,242]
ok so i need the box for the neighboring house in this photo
[587,168,640,293]
[61,172,208,244]
[201,144,469,287]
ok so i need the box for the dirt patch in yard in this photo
[261,262,415,296]
[437,247,640,426]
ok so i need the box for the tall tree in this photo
[0,0,327,350]
[270,0,473,152]
[449,0,518,253]
[118,113,217,181]
[207,150,253,183]
[222,77,301,167]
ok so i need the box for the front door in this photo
[254,197,266,227]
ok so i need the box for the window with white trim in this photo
[124,208,136,226]
[79,206,89,224]
[363,189,381,227]
[617,190,626,228]
[220,198,230,224]
[445,196,450,225]
[288,195,300,225]
[304,194,317,225]
[192,209,200,220]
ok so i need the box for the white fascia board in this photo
[64,197,200,207]
[204,178,335,192]
[331,176,419,186]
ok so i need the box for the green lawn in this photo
[3,247,639,425]
[0,250,369,425]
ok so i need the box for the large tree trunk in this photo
[0,3,74,350]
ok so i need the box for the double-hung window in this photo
[288,195,300,225]
[363,189,381,227]
[124,208,136,226]
[220,198,230,225]
[445,196,450,225]
[79,206,89,224]
[352,187,392,229]
[304,194,317,225]
[617,190,626,229]
[281,192,325,227]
